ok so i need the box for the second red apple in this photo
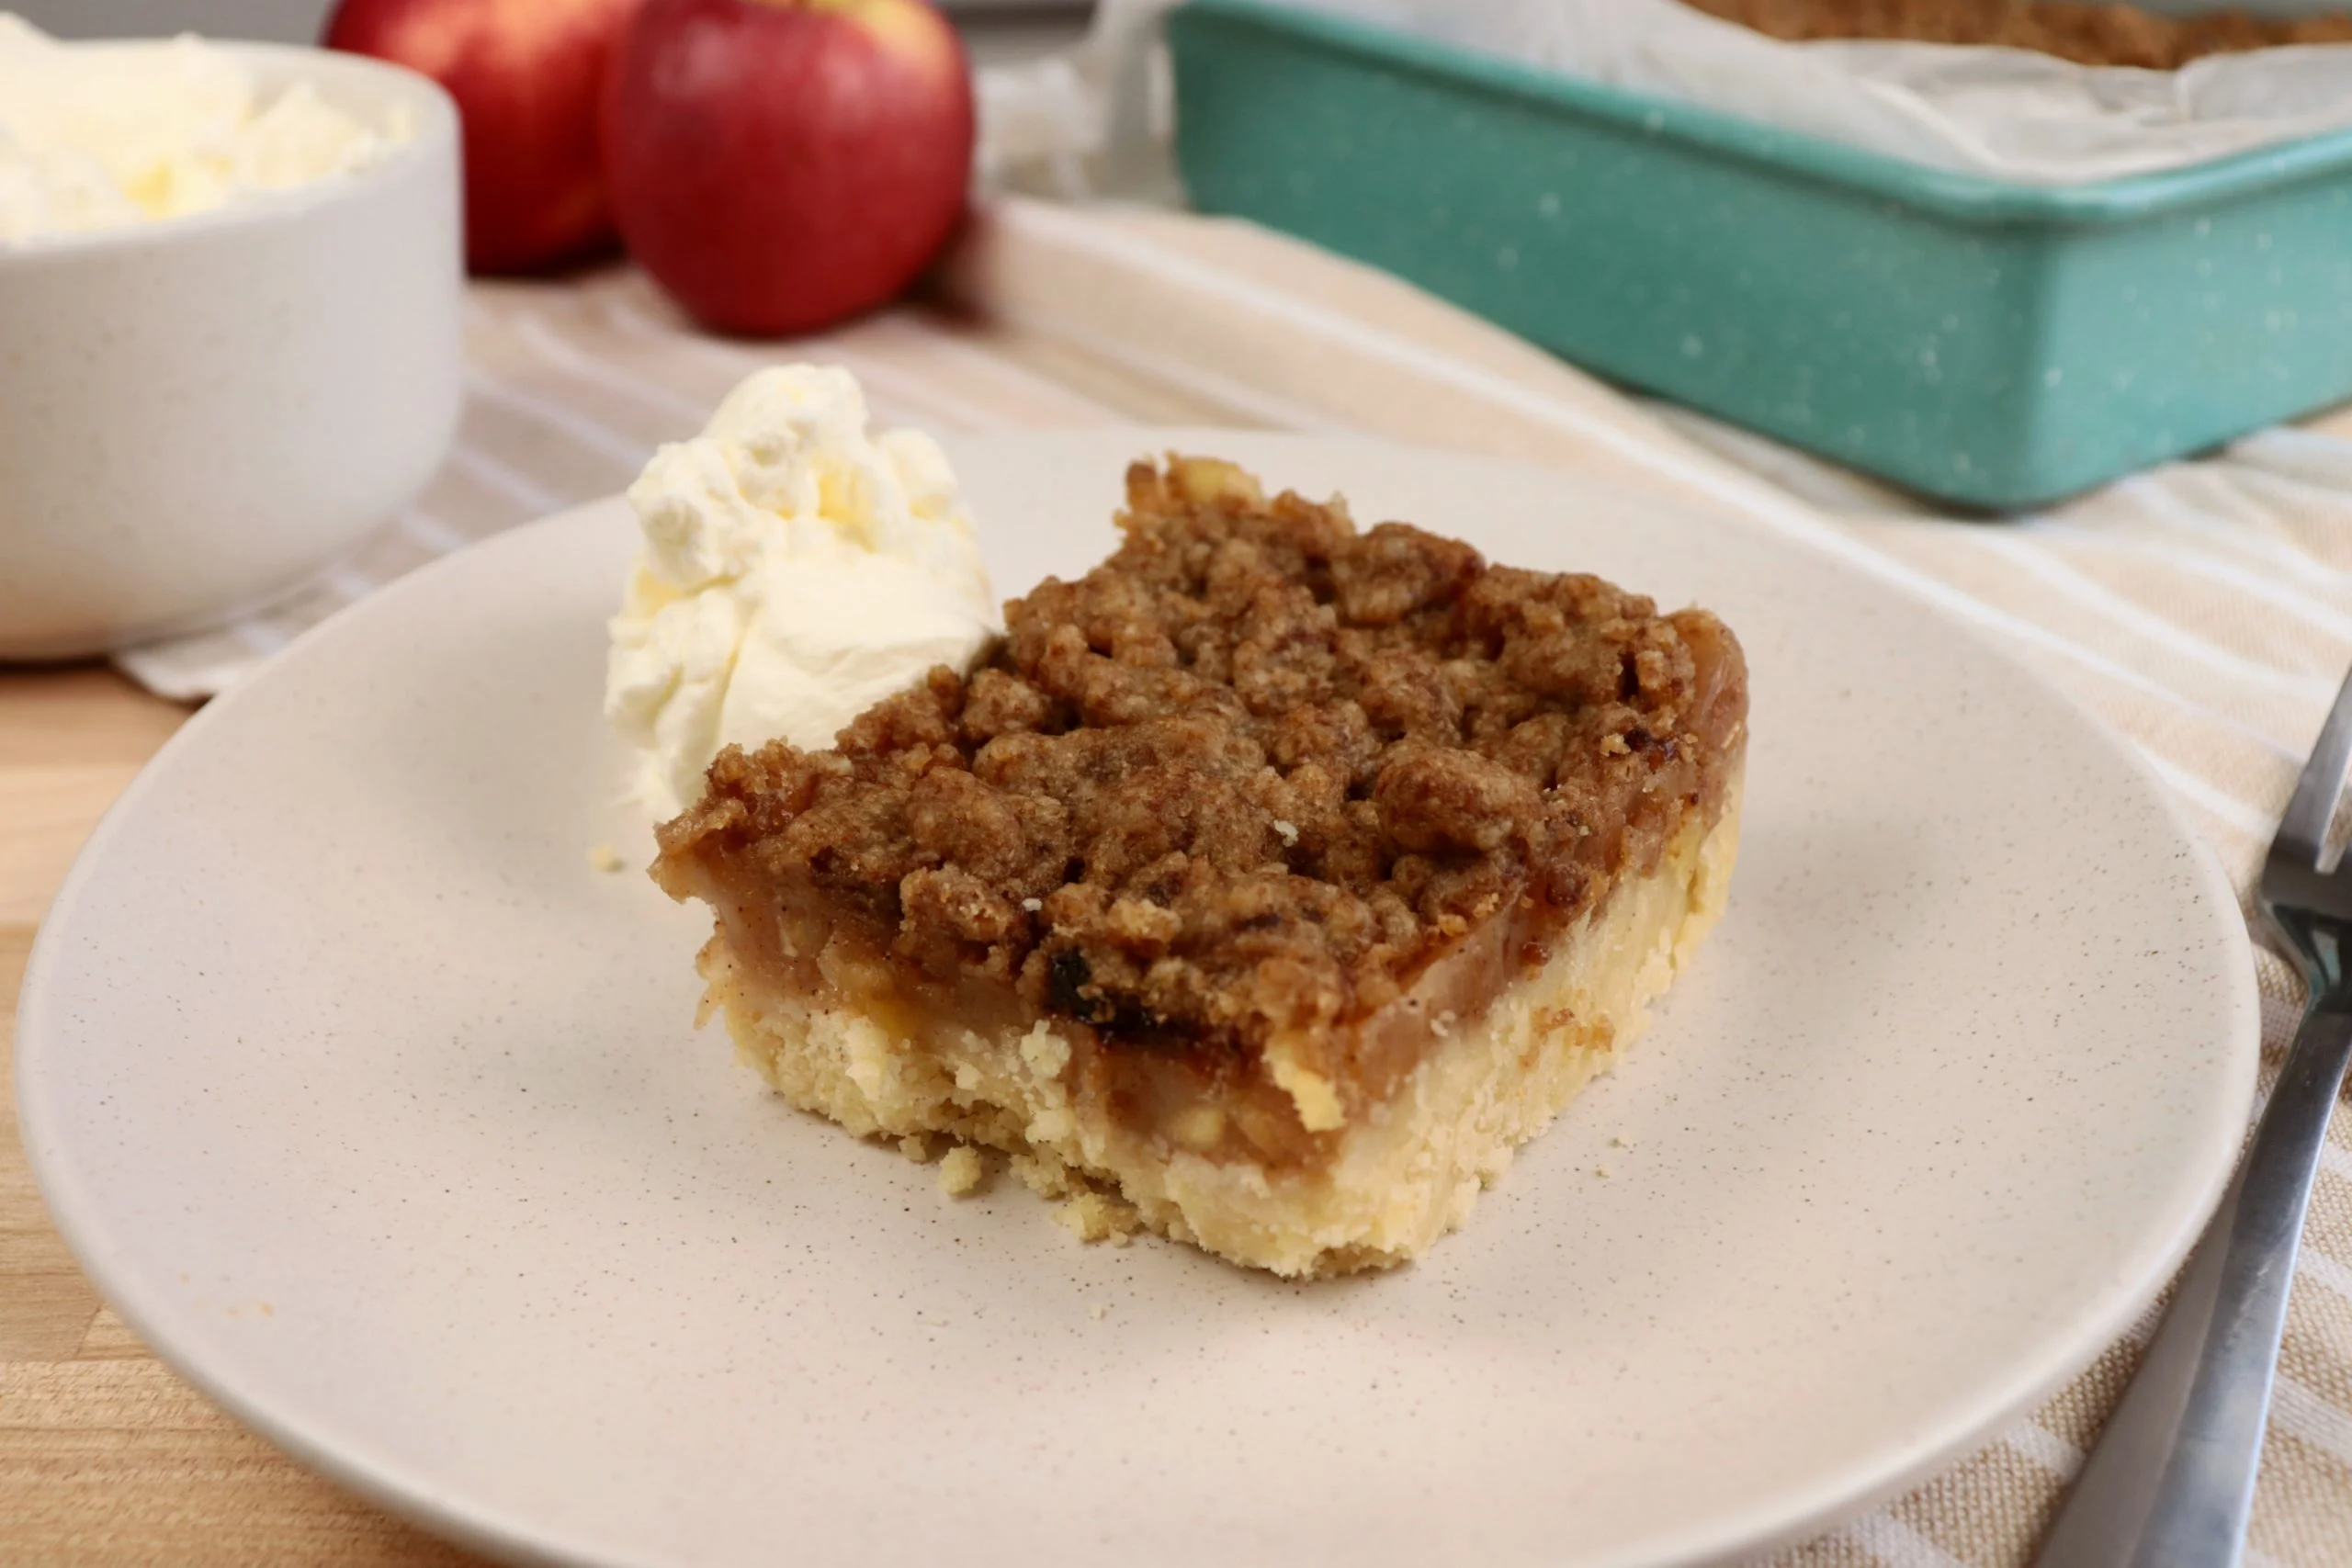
[604,0,975,337]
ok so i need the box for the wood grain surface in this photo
[0,667,486,1567]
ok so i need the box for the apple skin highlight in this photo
[325,0,640,274]
[603,0,975,336]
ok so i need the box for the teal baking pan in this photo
[1168,0,2352,508]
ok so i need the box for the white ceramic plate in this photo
[19,432,2257,1568]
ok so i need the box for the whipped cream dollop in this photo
[0,15,409,244]
[606,365,1000,818]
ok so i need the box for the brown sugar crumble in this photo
[1681,0,2352,68]
[657,457,1746,1074]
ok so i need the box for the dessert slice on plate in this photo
[655,457,1747,1277]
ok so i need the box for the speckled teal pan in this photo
[1169,0,2352,508]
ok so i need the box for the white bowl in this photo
[0,42,461,660]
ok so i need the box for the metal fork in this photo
[2033,665,2352,1567]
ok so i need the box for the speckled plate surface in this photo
[18,432,2257,1568]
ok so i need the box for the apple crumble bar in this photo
[653,457,1747,1276]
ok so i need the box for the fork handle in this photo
[2033,1005,2352,1568]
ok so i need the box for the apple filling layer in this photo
[654,457,1748,1275]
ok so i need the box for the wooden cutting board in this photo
[0,666,484,1566]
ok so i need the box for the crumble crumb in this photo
[1596,1164,1615,1179]
[1053,1190,1138,1244]
[899,1133,936,1163]
[586,843,625,874]
[938,1145,985,1195]
[1089,1303,1109,1321]
[1010,1150,1062,1198]
[1611,1133,1636,1149]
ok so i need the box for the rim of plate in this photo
[15,431,2261,1568]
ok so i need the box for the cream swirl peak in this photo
[605,364,998,818]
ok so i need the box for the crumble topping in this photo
[1682,0,2352,68]
[659,457,1745,1066]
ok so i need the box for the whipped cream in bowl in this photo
[0,15,414,245]
[607,366,1001,818]
[0,18,459,658]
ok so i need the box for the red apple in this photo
[325,0,640,274]
[604,0,975,336]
